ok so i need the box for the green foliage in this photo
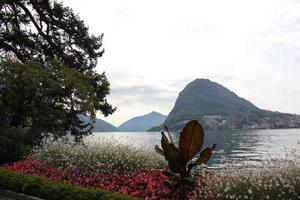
[0,0,115,163]
[0,60,114,140]
[0,168,138,200]
[0,60,114,163]
[0,0,103,71]
[0,127,29,164]
[155,120,216,178]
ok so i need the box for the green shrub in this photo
[0,127,30,164]
[0,168,138,200]
[29,139,165,174]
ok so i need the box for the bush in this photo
[0,168,138,200]
[0,127,30,164]
[29,139,166,174]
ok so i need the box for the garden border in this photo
[0,168,139,200]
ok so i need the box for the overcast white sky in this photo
[63,0,300,126]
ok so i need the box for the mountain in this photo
[161,79,300,130]
[119,111,167,131]
[78,115,118,132]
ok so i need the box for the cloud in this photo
[204,74,238,82]
[110,85,178,106]
[102,84,178,126]
[114,5,136,19]
[62,0,300,126]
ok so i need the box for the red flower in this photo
[3,159,216,199]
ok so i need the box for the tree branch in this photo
[11,3,20,31]
[0,39,26,62]
[14,1,60,57]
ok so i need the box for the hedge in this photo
[0,168,139,200]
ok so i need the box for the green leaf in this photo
[179,120,204,164]
[154,145,164,156]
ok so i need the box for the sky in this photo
[62,0,300,127]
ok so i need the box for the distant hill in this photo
[119,111,167,131]
[78,115,118,132]
[155,79,300,131]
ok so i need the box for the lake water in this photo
[88,129,300,169]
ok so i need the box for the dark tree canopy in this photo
[0,0,116,163]
[0,0,103,71]
[0,0,115,126]
[0,61,115,142]
[0,60,115,163]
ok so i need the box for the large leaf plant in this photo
[155,120,216,179]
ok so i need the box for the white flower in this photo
[247,188,253,195]
[224,186,231,192]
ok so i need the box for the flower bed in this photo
[3,160,212,199]
[22,140,217,199]
[3,158,300,199]
[0,167,136,200]
[4,137,300,199]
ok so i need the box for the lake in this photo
[87,129,300,169]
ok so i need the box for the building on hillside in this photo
[202,115,222,120]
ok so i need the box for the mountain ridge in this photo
[153,79,300,131]
[78,115,119,132]
[119,111,166,131]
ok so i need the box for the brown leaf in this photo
[195,144,216,165]
[154,145,164,156]
[161,132,184,173]
[179,120,204,164]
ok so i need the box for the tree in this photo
[2,59,114,137]
[0,0,103,71]
[0,0,115,162]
